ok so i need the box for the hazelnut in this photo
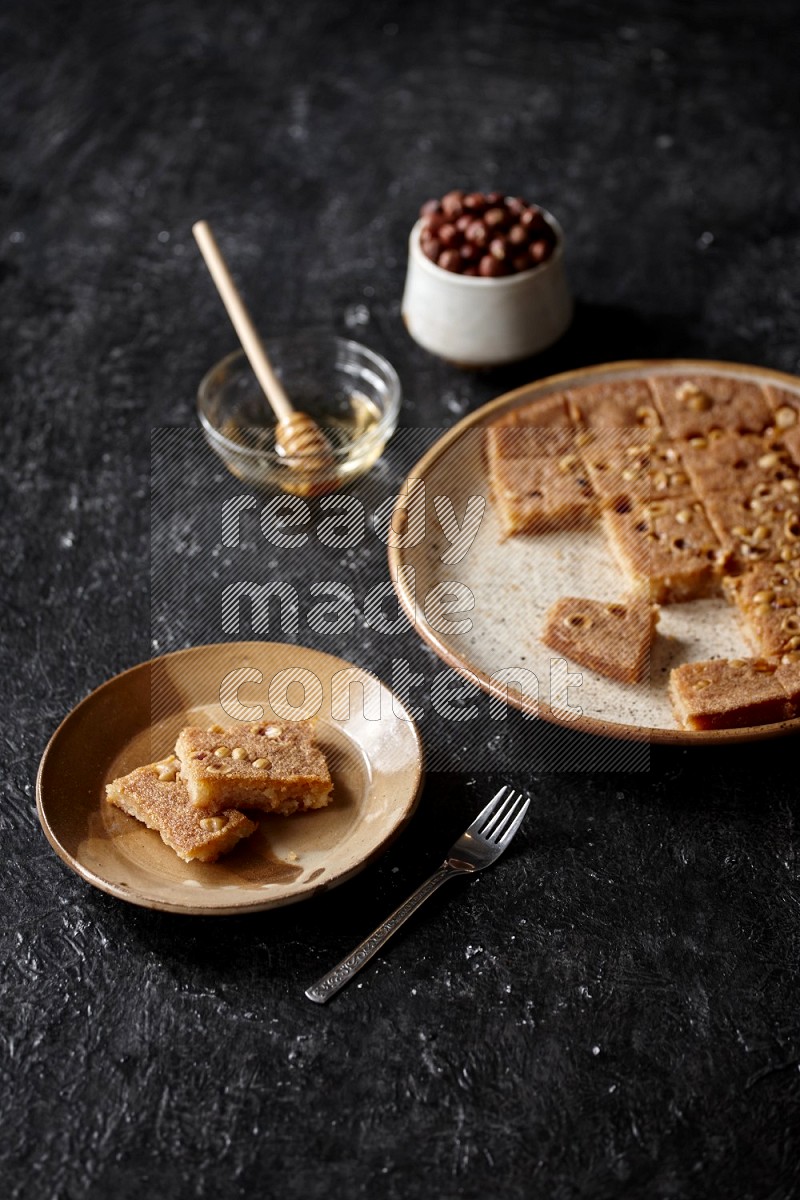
[462,192,487,211]
[437,249,462,273]
[465,220,488,246]
[421,237,441,262]
[200,817,226,833]
[529,239,551,263]
[507,224,528,247]
[440,190,465,218]
[484,207,507,229]
[478,255,504,277]
[489,237,508,261]
[437,222,459,247]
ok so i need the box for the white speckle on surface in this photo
[443,390,467,416]
[59,532,74,549]
[697,230,715,249]
[9,230,25,243]
[344,303,370,329]
[655,133,674,149]
[465,945,483,959]
[157,229,170,243]
[592,1045,601,1056]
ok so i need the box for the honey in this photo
[217,391,385,495]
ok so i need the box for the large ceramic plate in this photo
[388,359,800,745]
[37,643,423,914]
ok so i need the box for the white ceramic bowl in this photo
[401,211,573,368]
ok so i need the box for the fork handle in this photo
[305,864,462,1004]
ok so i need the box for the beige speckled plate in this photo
[37,643,423,914]
[389,358,800,745]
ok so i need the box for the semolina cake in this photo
[578,430,692,505]
[566,379,662,432]
[541,594,659,684]
[106,755,257,863]
[725,562,800,655]
[668,657,793,730]
[601,497,724,602]
[650,375,772,441]
[486,421,596,537]
[702,490,800,571]
[680,433,799,500]
[176,722,333,814]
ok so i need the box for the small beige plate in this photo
[389,358,800,745]
[37,643,424,914]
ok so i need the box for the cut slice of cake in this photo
[485,422,596,537]
[681,432,799,499]
[702,490,800,570]
[724,561,800,655]
[602,497,725,602]
[541,594,659,683]
[176,722,333,814]
[650,375,772,441]
[106,755,257,863]
[565,379,662,433]
[668,658,792,730]
[499,393,573,427]
[579,430,693,505]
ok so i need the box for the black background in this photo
[3,1,800,1196]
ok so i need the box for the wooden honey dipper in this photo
[192,220,333,473]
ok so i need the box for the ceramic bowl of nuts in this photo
[401,189,573,368]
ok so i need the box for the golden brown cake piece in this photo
[541,594,659,683]
[579,430,693,504]
[702,490,800,570]
[485,423,596,537]
[668,657,792,730]
[680,432,799,499]
[650,375,771,441]
[501,393,573,427]
[602,497,724,603]
[566,379,662,432]
[725,561,800,655]
[106,755,257,863]
[176,723,333,814]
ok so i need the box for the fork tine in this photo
[469,785,510,833]
[480,788,519,839]
[488,791,526,842]
[495,796,530,847]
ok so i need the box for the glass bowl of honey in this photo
[197,333,401,495]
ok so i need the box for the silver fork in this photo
[305,785,530,1004]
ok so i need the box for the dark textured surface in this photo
[3,1,800,1196]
